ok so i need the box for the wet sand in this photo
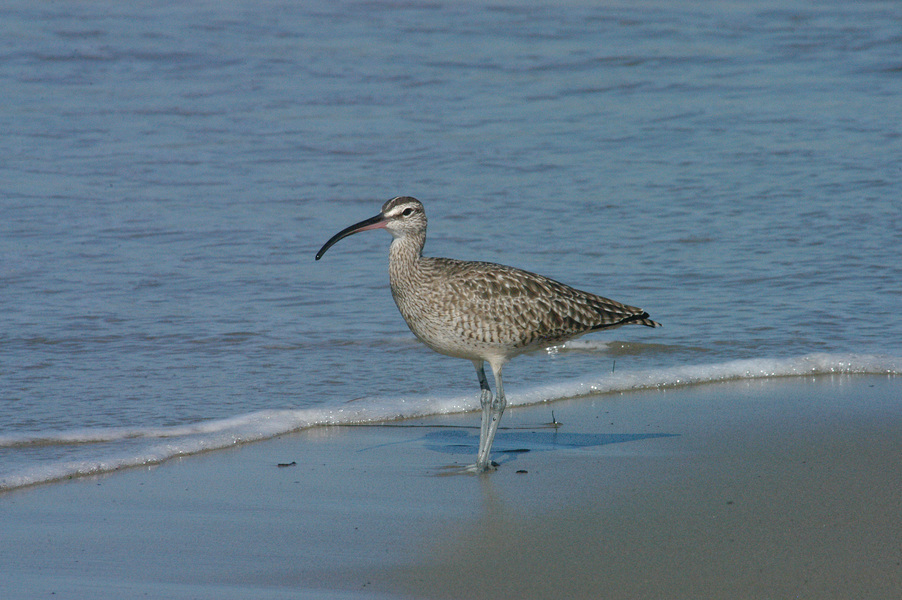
[1,375,899,599]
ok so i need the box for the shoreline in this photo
[2,352,895,494]
[1,374,899,599]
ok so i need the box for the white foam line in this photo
[514,353,899,406]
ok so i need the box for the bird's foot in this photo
[464,460,499,474]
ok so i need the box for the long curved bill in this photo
[315,213,388,260]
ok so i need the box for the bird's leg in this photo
[473,361,493,464]
[475,363,506,472]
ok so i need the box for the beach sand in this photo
[1,375,899,599]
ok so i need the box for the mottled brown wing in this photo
[423,258,659,349]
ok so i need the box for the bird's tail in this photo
[592,311,661,331]
[622,312,661,328]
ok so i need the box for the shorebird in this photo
[316,197,659,472]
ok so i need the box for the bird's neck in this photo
[389,231,424,266]
[388,231,425,301]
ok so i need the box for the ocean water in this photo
[1,0,899,491]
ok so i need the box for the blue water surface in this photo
[1,0,899,489]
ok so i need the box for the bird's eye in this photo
[402,207,414,217]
